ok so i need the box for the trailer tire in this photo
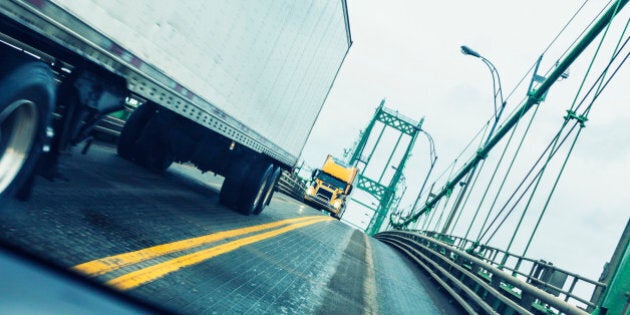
[220,157,273,215]
[135,136,173,172]
[0,61,55,202]
[239,161,273,215]
[219,157,250,210]
[117,102,157,160]
[254,166,281,214]
[132,106,175,172]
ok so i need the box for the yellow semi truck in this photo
[304,155,358,219]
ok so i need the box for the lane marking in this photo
[107,217,333,290]
[73,216,325,277]
[362,233,378,315]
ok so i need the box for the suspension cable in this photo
[480,121,580,245]
[479,6,629,243]
[465,112,528,240]
[481,33,630,246]
[475,105,542,242]
[499,0,610,124]
[520,34,630,261]
[544,0,616,80]
[512,3,627,254]
[585,17,630,116]
[391,0,628,230]
[484,46,630,246]
[437,120,492,233]
[449,158,486,234]
[431,122,489,186]
[504,0,601,102]
[520,126,585,259]
[432,187,460,232]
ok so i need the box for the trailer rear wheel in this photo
[219,157,250,211]
[254,166,281,214]
[0,61,55,202]
[239,161,273,215]
[220,157,273,215]
[117,102,157,160]
[135,136,173,172]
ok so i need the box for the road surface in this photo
[0,143,462,314]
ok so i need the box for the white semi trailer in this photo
[0,0,352,214]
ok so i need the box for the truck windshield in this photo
[317,172,348,190]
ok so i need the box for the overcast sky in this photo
[300,0,630,292]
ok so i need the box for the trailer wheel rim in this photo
[251,176,267,211]
[0,99,39,193]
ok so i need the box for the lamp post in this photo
[460,45,506,141]
[390,129,438,228]
[409,130,438,216]
[439,46,506,235]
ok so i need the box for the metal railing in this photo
[421,231,606,311]
[94,115,126,138]
[276,171,307,201]
[375,230,592,315]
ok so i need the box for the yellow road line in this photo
[72,216,325,277]
[107,217,333,290]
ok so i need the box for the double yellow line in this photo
[72,215,332,290]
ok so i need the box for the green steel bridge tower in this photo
[347,100,422,235]
[377,0,630,313]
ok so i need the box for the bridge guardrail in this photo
[276,171,307,201]
[375,230,590,315]
[420,231,606,312]
[94,115,125,138]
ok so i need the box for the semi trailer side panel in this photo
[47,0,351,167]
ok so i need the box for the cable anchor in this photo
[564,109,588,127]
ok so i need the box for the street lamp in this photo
[460,45,506,140]
[460,45,481,58]
[438,46,508,235]
[389,128,438,228]
[409,130,438,214]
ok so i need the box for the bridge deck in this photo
[0,144,461,314]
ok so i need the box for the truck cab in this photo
[304,155,357,219]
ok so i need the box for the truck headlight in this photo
[333,200,342,209]
[306,187,314,195]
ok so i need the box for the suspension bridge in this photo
[1,0,629,314]
[341,0,630,313]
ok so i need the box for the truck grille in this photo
[316,189,333,201]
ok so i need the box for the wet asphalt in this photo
[0,143,462,314]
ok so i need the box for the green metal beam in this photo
[379,133,404,182]
[393,0,629,228]
[350,197,378,211]
[377,109,418,135]
[591,218,630,314]
[349,100,384,166]
[356,175,390,200]
[349,100,424,235]
[367,118,423,235]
